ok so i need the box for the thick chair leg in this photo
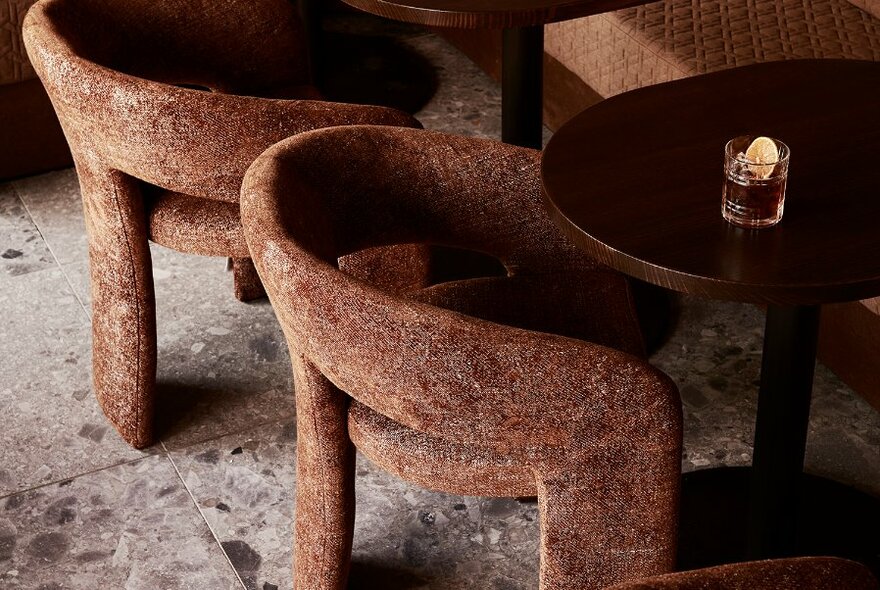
[232,257,266,301]
[292,356,356,590]
[82,168,157,449]
[535,451,679,589]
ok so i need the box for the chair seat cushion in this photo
[147,189,250,257]
[348,400,537,498]
[546,0,880,98]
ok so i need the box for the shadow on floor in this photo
[316,30,438,115]
[347,562,430,589]
[153,382,237,441]
[633,280,680,355]
[679,466,880,576]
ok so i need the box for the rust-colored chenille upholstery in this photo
[241,126,683,589]
[22,0,421,448]
[606,556,879,589]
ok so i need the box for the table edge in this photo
[339,0,655,29]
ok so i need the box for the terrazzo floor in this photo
[1,14,878,590]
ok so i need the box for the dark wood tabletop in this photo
[339,0,651,28]
[542,59,880,306]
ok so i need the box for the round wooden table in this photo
[335,0,653,148]
[542,59,880,568]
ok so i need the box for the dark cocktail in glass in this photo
[722,136,790,229]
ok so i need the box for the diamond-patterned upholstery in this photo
[546,0,880,98]
[0,0,36,84]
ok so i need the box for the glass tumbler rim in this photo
[725,135,791,168]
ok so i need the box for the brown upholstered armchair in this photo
[241,126,683,590]
[605,556,878,589]
[22,0,421,448]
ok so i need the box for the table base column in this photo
[299,0,323,84]
[748,304,820,558]
[502,26,544,149]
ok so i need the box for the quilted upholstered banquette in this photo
[0,0,71,179]
[544,0,880,98]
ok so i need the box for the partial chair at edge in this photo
[23,0,421,448]
[606,556,878,589]
[241,125,683,589]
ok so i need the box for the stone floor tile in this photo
[53,243,294,450]
[170,421,296,590]
[350,458,539,589]
[146,246,294,450]
[0,267,148,497]
[12,169,87,266]
[394,33,503,141]
[651,297,764,472]
[807,363,880,495]
[0,183,56,277]
[171,420,541,590]
[58,260,90,315]
[651,296,880,496]
[0,454,242,589]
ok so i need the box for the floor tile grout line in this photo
[0,451,157,501]
[160,412,297,453]
[0,411,298,502]
[56,261,92,322]
[12,180,67,271]
[162,440,250,590]
[12,181,92,321]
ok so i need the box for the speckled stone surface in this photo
[0,264,149,498]
[349,461,540,589]
[0,184,55,277]
[171,420,542,590]
[0,12,877,590]
[171,421,297,590]
[144,247,294,450]
[0,455,241,589]
[12,169,86,266]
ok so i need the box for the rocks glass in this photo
[722,136,790,229]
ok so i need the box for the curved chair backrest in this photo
[242,126,670,449]
[23,0,416,201]
[32,0,309,93]
[244,124,598,274]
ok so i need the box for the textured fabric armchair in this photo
[241,126,683,590]
[22,0,421,448]
[605,556,878,589]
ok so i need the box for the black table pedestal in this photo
[502,25,544,149]
[299,0,323,83]
[748,304,821,558]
